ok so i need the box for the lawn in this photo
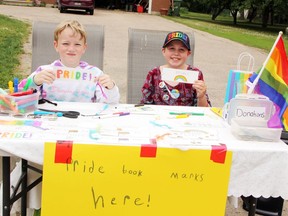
[0,14,30,89]
[164,9,288,53]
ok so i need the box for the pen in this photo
[169,112,204,116]
[95,112,130,119]
[10,89,37,97]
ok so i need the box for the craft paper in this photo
[161,68,199,84]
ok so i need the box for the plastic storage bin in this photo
[227,94,274,124]
[231,118,282,141]
[0,91,39,114]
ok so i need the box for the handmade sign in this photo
[41,142,232,216]
[224,70,253,104]
[161,68,199,84]
[41,66,98,102]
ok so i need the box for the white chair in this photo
[127,28,195,104]
[31,21,105,72]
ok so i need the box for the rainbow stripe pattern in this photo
[249,36,288,130]
[224,70,252,103]
[174,75,188,82]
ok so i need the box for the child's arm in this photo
[96,74,120,104]
[18,66,55,90]
[193,80,210,107]
[97,74,115,90]
[33,69,55,86]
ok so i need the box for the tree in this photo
[210,0,232,20]
[229,0,246,24]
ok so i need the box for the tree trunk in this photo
[231,9,238,25]
[247,7,257,23]
[262,5,269,28]
[211,6,225,20]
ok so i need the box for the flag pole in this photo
[247,31,283,94]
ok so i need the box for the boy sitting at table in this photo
[19,20,120,104]
[140,31,211,107]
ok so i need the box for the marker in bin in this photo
[10,89,37,97]
[13,78,18,93]
[8,81,13,94]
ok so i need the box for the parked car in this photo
[58,0,95,15]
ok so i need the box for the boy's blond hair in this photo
[54,20,87,43]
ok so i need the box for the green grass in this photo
[164,9,288,53]
[0,14,30,89]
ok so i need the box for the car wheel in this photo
[60,7,65,13]
[89,9,94,15]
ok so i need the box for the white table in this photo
[1,102,288,216]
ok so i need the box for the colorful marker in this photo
[10,89,37,97]
[8,81,14,94]
[13,78,18,93]
[23,77,32,91]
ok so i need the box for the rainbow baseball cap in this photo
[162,31,191,51]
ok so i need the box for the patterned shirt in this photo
[140,66,211,106]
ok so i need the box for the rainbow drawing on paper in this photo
[173,75,188,82]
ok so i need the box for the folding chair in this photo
[31,21,105,72]
[127,28,195,104]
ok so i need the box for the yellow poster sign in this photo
[42,142,232,216]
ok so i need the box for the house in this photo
[42,0,171,14]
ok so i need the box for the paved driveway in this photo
[0,5,268,107]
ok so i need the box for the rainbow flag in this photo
[249,33,288,130]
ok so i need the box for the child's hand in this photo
[97,74,115,90]
[33,69,56,86]
[193,80,207,99]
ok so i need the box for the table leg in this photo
[2,157,10,216]
[248,196,257,216]
[21,159,28,216]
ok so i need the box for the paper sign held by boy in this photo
[161,68,199,84]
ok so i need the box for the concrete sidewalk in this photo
[0,5,268,107]
[0,5,286,216]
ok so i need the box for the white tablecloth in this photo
[0,102,287,212]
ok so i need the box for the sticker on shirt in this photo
[161,68,199,84]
